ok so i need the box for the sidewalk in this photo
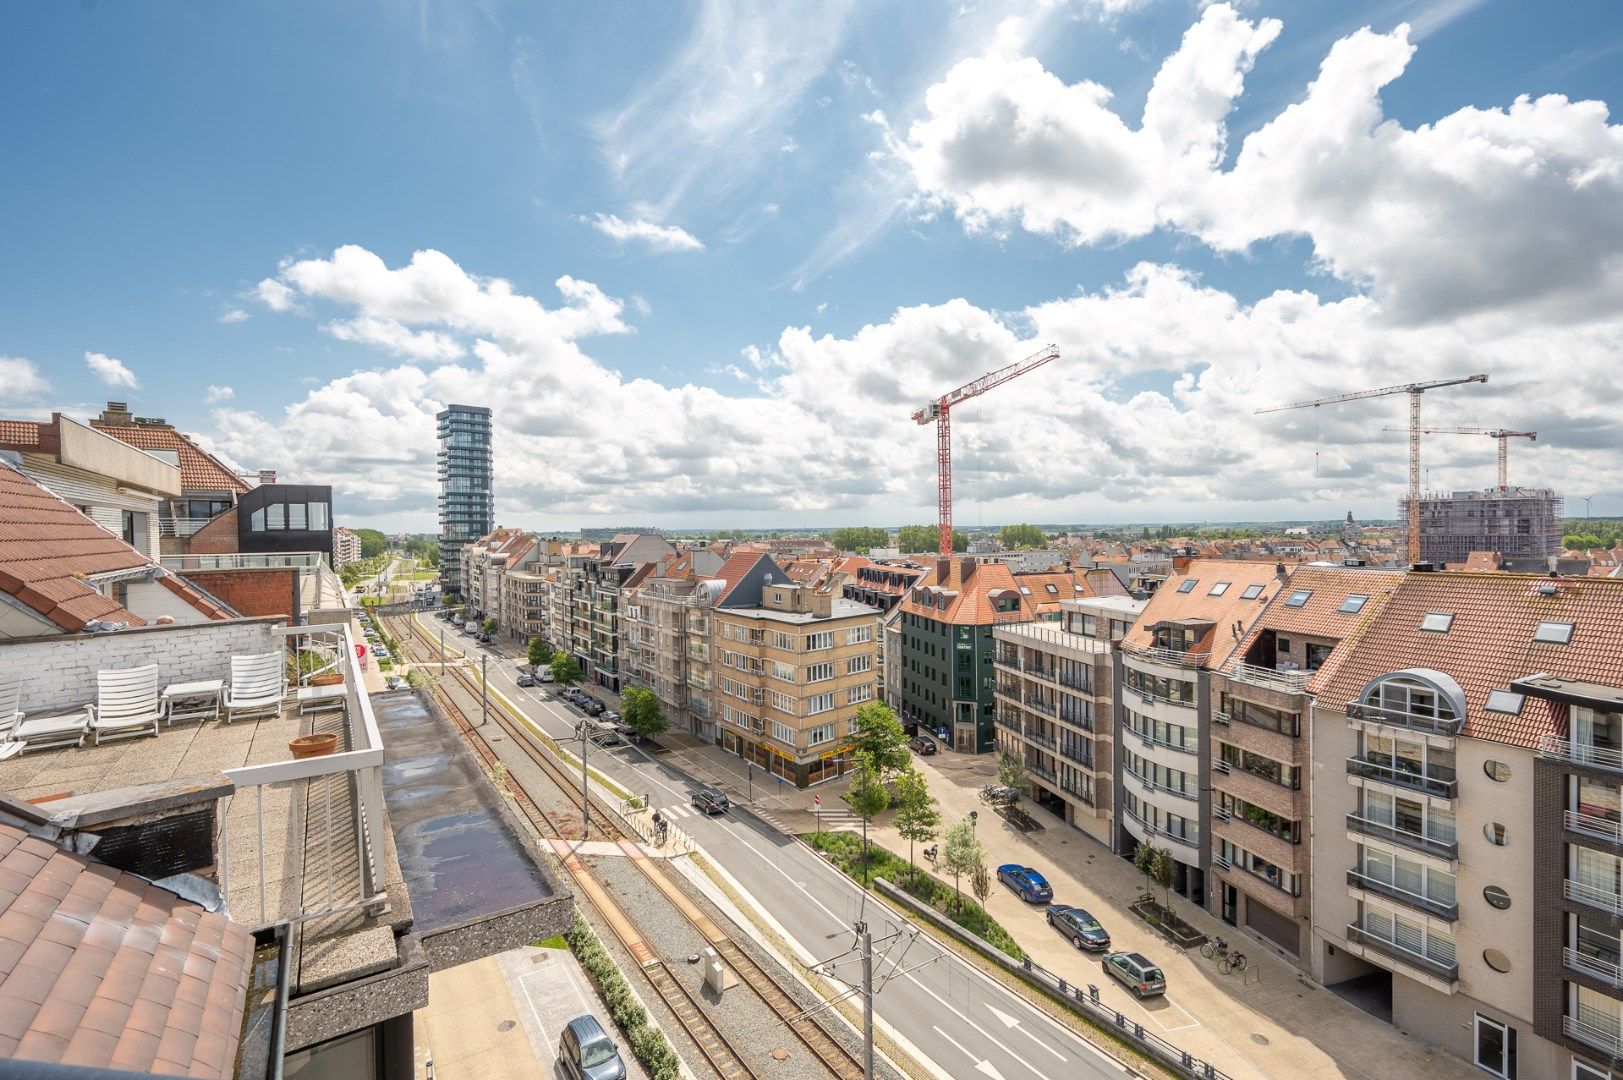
[786,751,1479,1080]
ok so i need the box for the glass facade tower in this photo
[436,404,493,597]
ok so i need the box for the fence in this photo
[874,879,1235,1080]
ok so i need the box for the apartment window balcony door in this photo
[1474,1014,1516,1080]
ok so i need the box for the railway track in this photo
[384,613,868,1080]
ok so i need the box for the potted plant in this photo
[290,732,339,759]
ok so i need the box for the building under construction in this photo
[1408,487,1563,566]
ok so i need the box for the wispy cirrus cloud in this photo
[588,213,704,252]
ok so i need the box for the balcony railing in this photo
[1212,709,1231,726]
[1058,779,1095,806]
[1027,760,1057,783]
[1059,743,1094,770]
[1345,925,1458,984]
[1346,870,1458,921]
[1026,729,1057,752]
[1345,812,1458,860]
[159,514,226,538]
[1567,810,1623,844]
[1230,663,1311,692]
[1058,706,1092,731]
[1122,640,1209,668]
[1566,878,1623,915]
[1058,673,1093,693]
[1542,734,1623,772]
[1566,947,1623,988]
[995,713,1024,736]
[1346,757,1458,800]
[1345,701,1463,737]
[1024,697,1057,717]
[1565,1015,1623,1057]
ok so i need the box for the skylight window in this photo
[1045,584,1059,595]
[1177,579,1198,594]
[1534,620,1575,644]
[1240,584,1264,600]
[1338,595,1370,614]
[1209,582,1231,596]
[1018,586,1031,595]
[1285,589,1312,608]
[1485,689,1525,715]
[1420,612,1455,633]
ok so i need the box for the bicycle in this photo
[1219,951,1248,976]
[1200,936,1229,961]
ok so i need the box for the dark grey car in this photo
[1103,951,1167,998]
[558,1015,625,1080]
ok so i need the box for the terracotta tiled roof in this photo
[1314,572,1623,748]
[709,552,780,604]
[0,822,254,1076]
[87,423,249,494]
[1123,558,1290,665]
[0,420,48,450]
[1219,565,1402,686]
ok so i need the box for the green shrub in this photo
[565,914,682,1077]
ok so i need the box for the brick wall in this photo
[186,506,240,555]
[2,617,283,713]
[185,568,299,620]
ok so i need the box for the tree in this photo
[831,526,890,554]
[354,528,388,559]
[940,818,983,912]
[843,753,891,869]
[851,701,910,778]
[1149,846,1175,914]
[620,687,668,742]
[892,767,940,883]
[896,525,968,554]
[482,617,497,636]
[998,523,1046,550]
[970,860,992,909]
[550,654,583,688]
[996,748,1026,793]
[528,638,552,668]
[1133,841,1157,897]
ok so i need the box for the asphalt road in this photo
[415,616,1130,1080]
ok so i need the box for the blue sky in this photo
[3,1,1621,531]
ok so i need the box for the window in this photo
[1177,579,1198,594]
[847,654,872,674]
[1420,612,1455,632]
[770,691,796,714]
[249,507,265,532]
[771,721,795,744]
[847,625,872,645]
[1285,589,1311,607]
[1240,584,1264,600]
[770,631,796,651]
[288,501,307,530]
[266,502,285,530]
[1044,583,1058,595]
[1535,620,1575,644]
[1573,1062,1611,1080]
[806,631,834,651]
[1338,594,1370,614]
[807,723,835,746]
[848,683,873,704]
[308,501,330,531]
[771,661,795,682]
[806,662,835,683]
[1484,822,1510,846]
[1209,582,1231,596]
[807,693,835,715]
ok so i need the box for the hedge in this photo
[564,912,682,1080]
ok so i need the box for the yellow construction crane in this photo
[1381,425,1536,491]
[1256,374,1489,565]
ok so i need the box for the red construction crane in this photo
[912,344,1060,557]
[1255,373,1488,565]
[1382,425,1536,490]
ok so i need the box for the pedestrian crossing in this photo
[657,800,863,829]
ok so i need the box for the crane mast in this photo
[1257,373,1488,565]
[1383,425,1537,490]
[913,344,1060,557]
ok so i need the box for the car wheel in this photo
[1045,911,1054,925]
[1073,935,1084,950]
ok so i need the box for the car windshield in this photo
[1142,966,1164,981]
[579,1040,618,1067]
[1078,918,1103,933]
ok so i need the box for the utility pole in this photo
[439,628,446,676]
[858,921,874,1080]
[581,727,591,841]
[480,655,488,725]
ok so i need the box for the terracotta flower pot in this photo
[309,674,344,687]
[290,733,340,759]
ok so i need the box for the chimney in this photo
[98,401,132,426]
[959,556,976,581]
[1275,561,1287,579]
[936,557,951,583]
[258,469,278,485]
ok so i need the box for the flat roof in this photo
[723,597,879,625]
[1062,595,1147,616]
[1512,673,1623,711]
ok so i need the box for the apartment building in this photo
[334,526,362,567]
[461,528,536,627]
[623,549,727,739]
[993,595,1144,846]
[844,562,927,712]
[899,557,1127,752]
[711,574,880,788]
[1208,564,1401,966]
[1415,487,1563,566]
[1310,571,1623,1080]
[503,565,551,643]
[436,404,492,598]
[1114,559,1288,907]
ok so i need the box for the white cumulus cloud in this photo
[324,315,467,361]
[218,308,250,324]
[589,213,705,252]
[84,351,139,389]
[205,385,235,404]
[0,357,50,404]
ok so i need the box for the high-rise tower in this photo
[436,405,493,598]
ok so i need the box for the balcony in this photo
[1230,662,1311,693]
[1566,878,1623,915]
[1345,812,1458,860]
[1058,672,1093,693]
[1058,778,1095,806]
[1058,705,1093,731]
[1565,1015,1623,1057]
[1345,925,1458,984]
[995,680,1023,699]
[1345,701,1462,737]
[1567,810,1623,844]
[1346,756,1458,800]
[1059,742,1093,769]
[1122,640,1209,668]
[1027,760,1057,783]
[1024,696,1057,717]
[1346,870,1458,921]
[995,713,1024,736]
[1542,734,1623,772]
[1566,947,1623,988]
[1026,663,1055,682]
[1026,729,1057,752]
[159,514,227,538]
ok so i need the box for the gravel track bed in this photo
[584,853,843,1080]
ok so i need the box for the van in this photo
[538,668,555,683]
[464,621,479,634]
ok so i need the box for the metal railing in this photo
[1566,946,1623,988]
[1026,729,1057,752]
[995,713,1024,736]
[1345,925,1458,983]
[994,621,1111,654]
[1542,734,1623,771]
[1058,672,1093,693]
[1346,870,1458,921]
[1059,743,1094,770]
[1567,809,1623,843]
[1124,721,1197,755]
[1122,641,1209,667]
[1566,878,1623,915]
[1027,760,1057,783]
[159,515,227,538]
[1229,663,1310,692]
[1565,1015,1623,1057]
[162,551,328,572]
[1345,757,1458,799]
[1345,701,1463,736]
[1345,813,1458,860]
[1058,706,1093,731]
[1059,779,1095,806]
[1025,696,1057,717]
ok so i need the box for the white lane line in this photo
[986,1004,1069,1061]
[931,1025,978,1064]
[898,965,1053,1080]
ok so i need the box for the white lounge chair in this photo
[90,665,164,745]
[225,653,285,723]
[0,676,19,739]
[7,709,91,756]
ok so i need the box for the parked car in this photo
[538,668,556,683]
[693,787,730,814]
[996,864,1053,903]
[516,673,535,687]
[557,1014,626,1080]
[908,735,937,756]
[582,698,606,717]
[1047,904,1110,951]
[1103,951,1166,998]
[384,675,405,691]
[478,632,493,644]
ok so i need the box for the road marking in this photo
[975,1061,1008,1079]
[930,1025,982,1067]
[986,1004,1068,1061]
[897,964,1053,1080]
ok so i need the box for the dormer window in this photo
[1534,620,1574,644]
[1420,612,1454,633]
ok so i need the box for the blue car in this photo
[996,864,1053,903]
